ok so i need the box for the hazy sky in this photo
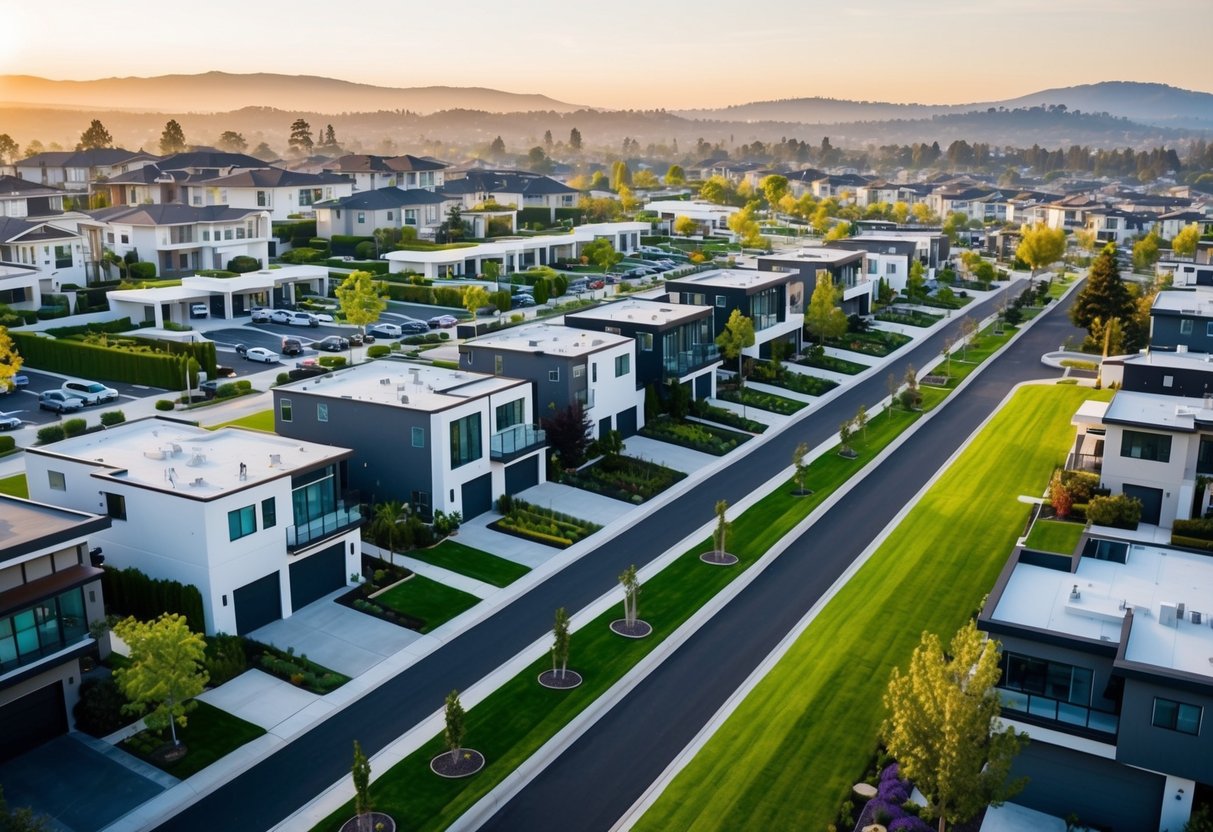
[1,0,1210,109]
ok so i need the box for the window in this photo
[1206,321,1213,337]
[715,295,726,307]
[548,368,560,382]
[280,398,293,422]
[592,363,598,383]
[637,333,654,352]
[615,354,630,377]
[573,365,585,378]
[411,426,425,448]
[262,498,277,529]
[495,399,524,430]
[1153,698,1202,735]
[357,212,366,224]
[1120,430,1171,463]
[386,211,394,221]
[256,191,268,207]
[605,326,621,335]
[47,471,65,491]
[886,263,897,274]
[292,466,337,524]
[1180,319,1193,335]
[202,229,210,241]
[450,412,482,468]
[103,492,126,521]
[120,233,129,245]
[298,189,314,207]
[317,403,328,422]
[494,355,503,375]
[1163,375,1174,388]
[227,505,257,541]
[1000,653,1092,707]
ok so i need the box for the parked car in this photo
[310,311,335,323]
[638,245,666,256]
[511,293,536,308]
[367,323,403,339]
[0,411,23,430]
[349,332,374,346]
[428,314,458,328]
[603,274,621,285]
[314,335,349,352]
[588,278,605,290]
[243,347,279,364]
[400,319,430,335]
[61,380,119,406]
[269,309,293,324]
[2,373,28,393]
[567,278,590,294]
[190,303,210,319]
[251,307,272,323]
[39,390,84,413]
[281,337,304,356]
[199,379,220,399]
[287,311,319,327]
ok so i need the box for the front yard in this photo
[749,360,839,397]
[120,700,265,780]
[490,498,602,548]
[405,539,530,588]
[717,386,806,415]
[640,417,750,456]
[825,330,911,357]
[562,454,686,504]
[1024,518,1086,554]
[372,575,481,633]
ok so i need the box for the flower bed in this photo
[689,400,767,433]
[243,639,350,694]
[825,330,912,357]
[750,361,839,397]
[564,454,686,503]
[491,498,601,548]
[641,416,750,456]
[874,309,942,328]
[794,353,866,375]
[718,386,806,415]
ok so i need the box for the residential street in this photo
[156,281,1072,832]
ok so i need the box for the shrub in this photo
[101,565,205,632]
[1086,493,1142,528]
[62,417,87,437]
[0,436,12,453]
[279,247,325,264]
[128,262,156,280]
[73,677,131,737]
[99,410,126,427]
[1172,517,1213,541]
[155,399,175,411]
[215,382,239,398]
[317,355,347,368]
[354,241,377,260]
[204,633,249,685]
[276,372,291,385]
[235,379,252,391]
[367,344,390,358]
[1061,469,1100,503]
[226,255,261,273]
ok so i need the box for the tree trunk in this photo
[167,696,179,746]
[450,745,461,764]
[561,658,567,679]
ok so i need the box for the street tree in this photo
[942,334,955,376]
[839,419,855,457]
[542,401,592,468]
[216,130,247,152]
[0,134,18,164]
[1015,223,1066,279]
[886,372,899,418]
[335,270,387,337]
[883,621,1026,832]
[804,273,847,346]
[959,316,979,360]
[288,118,313,155]
[792,441,811,495]
[664,164,686,185]
[715,309,755,398]
[78,119,112,150]
[1132,230,1161,272]
[972,260,996,290]
[712,500,730,557]
[1172,223,1201,259]
[462,285,490,317]
[0,327,24,392]
[351,741,372,831]
[1070,244,1133,334]
[113,614,208,748]
[159,119,187,155]
[581,238,623,271]
[443,690,466,764]
[673,215,697,237]
[551,607,571,680]
[618,564,641,628]
[854,403,868,441]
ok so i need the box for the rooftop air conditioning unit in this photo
[380,378,391,385]
[190,477,204,487]
[269,453,282,466]
[400,395,409,404]
[1160,602,1178,626]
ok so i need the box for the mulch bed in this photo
[699,550,739,566]
[339,812,396,832]
[610,619,653,639]
[430,749,485,778]
[538,669,583,689]
[791,488,814,497]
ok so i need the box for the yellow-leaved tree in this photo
[0,327,22,392]
[335,270,387,338]
[113,614,208,749]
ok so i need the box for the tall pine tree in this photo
[1070,244,1133,334]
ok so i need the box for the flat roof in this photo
[279,360,526,413]
[760,247,863,265]
[566,298,712,327]
[991,542,1213,681]
[30,418,349,498]
[666,268,788,291]
[1102,389,1210,432]
[1152,289,1213,317]
[0,495,108,563]
[463,321,630,357]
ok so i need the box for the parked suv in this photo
[281,337,303,356]
[39,390,84,413]
[314,335,349,352]
[61,379,119,406]
[190,303,210,319]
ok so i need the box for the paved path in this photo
[152,285,1043,832]
[479,293,1087,830]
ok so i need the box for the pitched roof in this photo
[198,168,349,188]
[84,204,265,225]
[324,154,448,174]
[18,148,156,169]
[154,150,267,170]
[0,175,65,198]
[0,217,76,244]
[104,166,191,185]
[315,187,448,211]
[441,170,576,197]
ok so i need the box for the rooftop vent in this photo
[187,453,206,467]
[1192,610,1203,625]
[269,453,282,466]
[144,449,166,460]
[1070,584,1081,601]
[380,378,391,385]
[528,340,540,347]
[171,444,182,456]
[1160,601,1178,626]
[189,477,205,488]
[400,395,410,404]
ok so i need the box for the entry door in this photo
[1123,484,1163,526]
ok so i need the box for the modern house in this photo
[181,169,352,221]
[979,534,1210,832]
[0,261,44,310]
[564,298,721,400]
[1147,289,1213,353]
[0,495,110,763]
[643,199,739,236]
[826,236,921,293]
[24,419,361,636]
[1083,208,1153,247]
[854,228,950,270]
[322,154,448,193]
[440,170,578,218]
[314,187,451,239]
[663,268,804,358]
[756,246,871,315]
[78,204,271,278]
[272,361,545,520]
[14,149,159,195]
[0,217,87,287]
[459,322,644,438]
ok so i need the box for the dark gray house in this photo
[1148,289,1213,353]
[663,269,803,359]
[979,535,1212,832]
[564,298,721,400]
[756,247,870,315]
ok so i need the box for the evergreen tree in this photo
[288,118,314,155]
[216,130,247,152]
[159,119,187,155]
[1070,244,1133,333]
[568,128,582,151]
[78,119,112,150]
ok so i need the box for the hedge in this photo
[128,262,156,280]
[12,332,201,390]
[0,436,14,453]
[1170,534,1213,552]
[101,566,206,633]
[36,425,64,444]
[518,207,557,227]
[46,317,135,338]
[381,283,465,306]
[308,238,331,253]
[323,258,388,274]
[1172,517,1213,541]
[274,219,317,245]
[329,235,374,257]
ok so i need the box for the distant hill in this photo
[0,72,586,115]
[677,82,1213,131]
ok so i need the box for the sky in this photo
[1,0,1210,109]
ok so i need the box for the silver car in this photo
[61,380,119,406]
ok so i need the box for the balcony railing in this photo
[490,424,547,462]
[998,688,1119,737]
[664,343,720,377]
[1067,452,1103,474]
[287,500,362,551]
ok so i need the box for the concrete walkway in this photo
[196,669,320,732]
[455,512,562,570]
[623,435,718,474]
[515,481,635,527]
[704,397,790,430]
[364,543,498,599]
[782,361,851,386]
[822,345,881,366]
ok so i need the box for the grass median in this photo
[634,383,1112,832]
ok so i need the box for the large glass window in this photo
[1120,430,1171,463]
[751,287,780,330]
[228,505,257,541]
[292,466,337,524]
[450,413,482,468]
[495,399,525,431]
[262,498,277,529]
[1198,437,1213,474]
[104,492,126,521]
[280,398,293,422]
[1001,653,1092,706]
[1153,698,1202,735]
[0,587,89,673]
[615,354,630,377]
[48,471,65,491]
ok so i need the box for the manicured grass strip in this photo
[374,575,481,633]
[405,540,530,588]
[564,454,686,504]
[875,308,942,327]
[120,700,265,780]
[207,409,275,432]
[635,385,1113,832]
[1024,518,1086,554]
[0,473,28,498]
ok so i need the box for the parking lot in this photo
[1,369,169,429]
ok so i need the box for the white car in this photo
[269,309,293,324]
[244,347,279,363]
[190,303,209,319]
[61,379,119,406]
[0,411,23,430]
[367,323,403,338]
[287,311,319,327]
[251,308,272,323]
[310,311,334,323]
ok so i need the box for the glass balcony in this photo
[998,688,1119,737]
[490,424,546,462]
[287,499,362,551]
[663,343,720,377]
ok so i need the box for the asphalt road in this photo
[156,282,1062,832]
[0,369,166,428]
[481,290,1088,830]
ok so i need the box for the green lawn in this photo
[120,700,265,780]
[404,540,529,588]
[374,575,481,633]
[1025,518,1086,554]
[207,409,275,432]
[635,384,1113,832]
[0,473,28,498]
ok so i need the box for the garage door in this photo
[1123,484,1163,526]
[505,456,539,495]
[617,406,638,438]
[0,682,67,763]
[289,543,346,612]
[461,473,493,519]
[234,572,283,635]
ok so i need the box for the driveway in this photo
[0,734,172,832]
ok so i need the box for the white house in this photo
[644,199,738,235]
[15,149,159,194]
[0,261,43,311]
[0,218,88,288]
[441,170,578,217]
[315,187,452,240]
[25,419,362,636]
[663,269,804,359]
[182,169,353,221]
[322,154,448,193]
